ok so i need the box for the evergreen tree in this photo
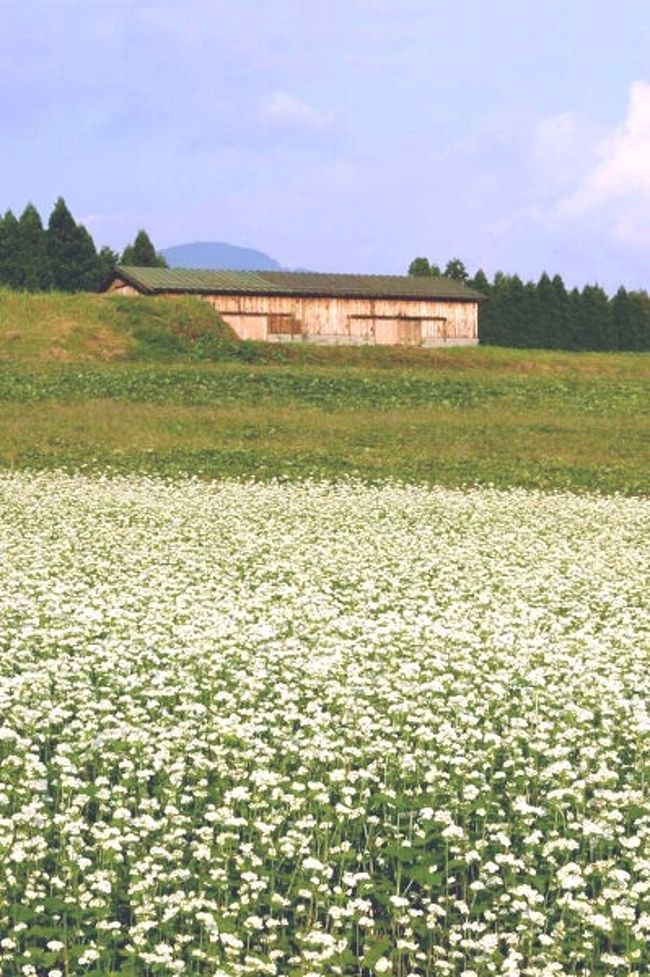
[534,272,570,349]
[444,258,468,281]
[566,288,583,350]
[501,275,527,347]
[469,269,491,344]
[408,257,431,277]
[579,284,613,350]
[75,225,104,291]
[627,291,650,351]
[17,204,52,290]
[97,245,119,283]
[121,229,168,267]
[47,197,102,291]
[0,211,20,288]
[469,268,490,294]
[521,279,541,348]
[550,274,570,349]
[479,271,508,346]
[535,273,554,348]
[611,286,635,350]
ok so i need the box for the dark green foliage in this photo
[408,257,431,277]
[17,204,52,290]
[444,257,468,281]
[549,274,570,349]
[75,225,104,291]
[0,198,122,293]
[47,197,103,292]
[535,273,555,348]
[46,197,78,289]
[97,245,119,283]
[484,272,649,352]
[577,284,614,350]
[0,211,21,288]
[407,257,441,277]
[611,287,650,351]
[0,204,52,291]
[612,287,634,350]
[121,229,168,268]
[469,268,489,294]
[627,292,650,351]
[411,254,650,350]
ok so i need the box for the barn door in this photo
[347,316,375,343]
[398,320,422,345]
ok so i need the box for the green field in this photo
[0,289,648,494]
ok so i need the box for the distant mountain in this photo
[160,241,281,271]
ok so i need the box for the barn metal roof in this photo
[111,266,484,301]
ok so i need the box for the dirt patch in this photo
[48,345,73,361]
[45,319,132,362]
[50,318,79,341]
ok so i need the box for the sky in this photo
[2,0,650,291]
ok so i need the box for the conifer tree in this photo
[534,272,570,349]
[580,285,613,350]
[469,269,491,344]
[522,279,540,347]
[47,197,102,291]
[501,275,526,346]
[627,292,650,351]
[469,268,489,294]
[75,225,104,291]
[611,286,634,350]
[408,257,431,277]
[121,229,168,267]
[535,273,554,348]
[444,258,468,281]
[567,288,583,350]
[611,287,650,351]
[479,271,508,345]
[550,274,570,348]
[97,245,119,283]
[0,211,20,288]
[17,204,52,290]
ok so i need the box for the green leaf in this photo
[362,937,392,968]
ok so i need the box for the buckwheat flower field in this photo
[0,473,649,977]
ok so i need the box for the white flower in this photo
[0,473,647,972]
[389,895,409,907]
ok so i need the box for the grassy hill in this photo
[0,288,236,362]
[0,289,648,494]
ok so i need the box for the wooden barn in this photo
[103,267,483,347]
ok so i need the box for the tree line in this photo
[409,256,650,351]
[0,199,167,293]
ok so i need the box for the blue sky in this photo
[2,0,650,290]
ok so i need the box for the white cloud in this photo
[261,92,333,130]
[555,81,650,242]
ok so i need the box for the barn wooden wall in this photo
[202,293,478,346]
[105,280,478,346]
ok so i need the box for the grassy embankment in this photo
[0,288,648,494]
